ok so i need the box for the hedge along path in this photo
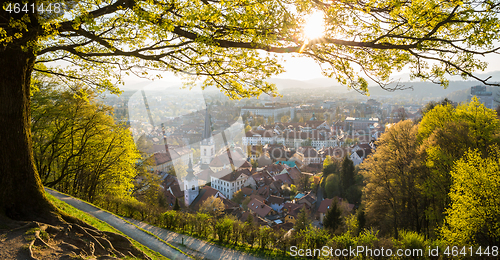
[126,218,265,260]
[45,188,192,260]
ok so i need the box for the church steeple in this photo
[200,107,215,169]
[185,158,196,181]
[184,158,198,206]
[202,108,212,144]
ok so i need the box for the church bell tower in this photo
[184,159,198,206]
[200,108,215,169]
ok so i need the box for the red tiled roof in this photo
[287,167,302,181]
[249,194,265,203]
[251,172,266,182]
[248,198,273,218]
[317,199,333,214]
[241,187,254,196]
[274,173,293,185]
[283,202,306,217]
[267,195,284,205]
[307,120,329,128]
[153,152,173,165]
[189,186,224,211]
[239,160,252,168]
[170,184,184,198]
[217,168,251,182]
[222,198,240,209]
[257,185,270,198]
[264,164,284,174]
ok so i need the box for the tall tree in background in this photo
[322,155,339,179]
[363,99,500,238]
[340,156,355,197]
[362,120,425,237]
[324,173,341,199]
[2,0,500,222]
[417,98,500,233]
[323,199,342,232]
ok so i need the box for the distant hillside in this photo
[268,76,500,100]
[115,71,500,101]
[366,80,478,98]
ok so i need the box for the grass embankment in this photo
[45,191,169,260]
[142,220,295,260]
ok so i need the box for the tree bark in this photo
[0,13,60,222]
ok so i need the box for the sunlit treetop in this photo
[2,0,500,98]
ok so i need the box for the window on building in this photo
[192,185,195,190]
[204,149,206,156]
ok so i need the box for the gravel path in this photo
[45,188,191,260]
[126,218,264,260]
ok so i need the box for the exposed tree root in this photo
[1,218,152,260]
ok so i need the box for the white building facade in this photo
[210,170,249,199]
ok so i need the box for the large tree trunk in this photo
[0,13,60,222]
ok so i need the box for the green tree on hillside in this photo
[199,196,225,217]
[340,156,355,196]
[2,0,500,224]
[418,98,500,231]
[362,120,425,237]
[442,148,500,246]
[322,155,339,186]
[32,85,139,203]
[324,174,341,199]
[294,207,311,232]
[324,199,342,232]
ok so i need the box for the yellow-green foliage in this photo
[4,0,500,98]
[418,97,500,226]
[32,84,139,203]
[442,148,500,246]
[393,230,426,250]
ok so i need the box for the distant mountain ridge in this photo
[117,71,500,101]
[269,72,500,100]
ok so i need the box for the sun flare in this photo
[303,12,325,40]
